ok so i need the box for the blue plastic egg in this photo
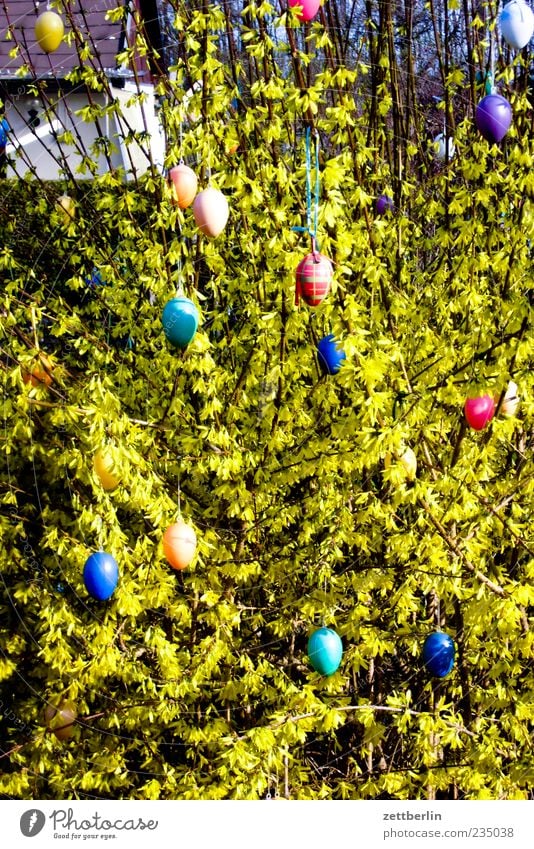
[317,334,346,375]
[307,627,343,676]
[0,118,9,148]
[83,552,119,601]
[85,269,106,289]
[422,632,455,678]
[162,296,199,349]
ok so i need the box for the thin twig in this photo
[419,498,506,596]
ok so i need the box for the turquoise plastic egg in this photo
[162,297,199,349]
[307,627,343,676]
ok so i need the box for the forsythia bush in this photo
[0,0,533,799]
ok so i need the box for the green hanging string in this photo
[292,127,320,250]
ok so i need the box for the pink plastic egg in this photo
[192,188,229,238]
[288,0,321,21]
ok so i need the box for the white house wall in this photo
[112,83,165,178]
[4,87,164,181]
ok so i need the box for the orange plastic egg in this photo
[22,353,53,387]
[162,520,197,571]
[169,164,198,209]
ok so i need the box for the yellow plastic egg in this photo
[384,447,417,481]
[93,448,121,491]
[34,11,64,54]
[56,194,75,226]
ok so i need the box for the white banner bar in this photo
[3,800,533,849]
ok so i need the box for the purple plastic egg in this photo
[475,94,512,143]
[376,194,394,215]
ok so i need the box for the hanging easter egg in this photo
[192,188,229,238]
[433,133,455,161]
[56,194,75,226]
[162,520,197,571]
[307,627,343,676]
[422,632,455,678]
[500,381,520,417]
[85,269,106,289]
[22,353,53,387]
[225,130,239,155]
[295,252,333,307]
[83,551,119,601]
[475,94,512,143]
[500,0,534,49]
[34,11,64,53]
[93,448,121,491]
[0,117,9,148]
[161,296,199,349]
[288,0,321,22]
[317,334,346,375]
[384,447,417,481]
[169,164,198,209]
[376,194,394,215]
[464,394,496,431]
[44,699,77,741]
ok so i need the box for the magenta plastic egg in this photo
[499,0,534,49]
[295,253,332,306]
[475,95,512,143]
[288,0,321,21]
[192,188,229,238]
[464,394,496,431]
